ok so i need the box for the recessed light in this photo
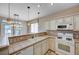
[37,4,40,8]
[27,6,30,9]
[51,3,53,6]
[37,12,40,15]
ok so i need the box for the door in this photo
[44,21,49,31]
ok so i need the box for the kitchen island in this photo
[0,32,56,55]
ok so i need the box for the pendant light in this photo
[37,11,40,23]
[7,3,12,24]
[37,3,40,24]
[27,6,31,26]
[51,3,53,6]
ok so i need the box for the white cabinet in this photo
[21,46,33,55]
[56,16,73,30]
[56,16,73,25]
[76,43,79,55]
[56,18,64,25]
[74,15,79,31]
[48,37,55,51]
[12,39,49,55]
[64,16,74,30]
[34,42,42,55]
[41,39,49,54]
[64,16,73,24]
[33,39,49,55]
[50,20,56,30]
[44,21,50,31]
[13,46,33,55]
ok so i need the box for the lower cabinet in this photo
[33,42,42,55]
[41,39,49,54]
[48,37,55,51]
[13,46,33,55]
[76,43,79,55]
[33,39,49,55]
[13,39,49,55]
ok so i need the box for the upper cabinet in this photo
[50,20,56,30]
[56,16,74,30]
[64,16,74,30]
[74,15,79,31]
[64,16,73,24]
[44,21,49,31]
[56,18,64,25]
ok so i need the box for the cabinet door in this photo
[34,42,42,55]
[13,46,33,55]
[50,20,56,30]
[64,16,73,30]
[56,18,64,25]
[64,16,73,24]
[76,44,79,55]
[41,39,48,54]
[21,46,33,55]
[74,15,79,31]
[48,37,55,51]
[44,21,49,30]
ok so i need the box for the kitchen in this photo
[0,3,79,55]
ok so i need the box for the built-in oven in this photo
[56,32,75,55]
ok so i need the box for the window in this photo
[4,24,12,37]
[31,23,38,33]
[2,20,23,37]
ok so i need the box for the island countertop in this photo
[9,35,54,54]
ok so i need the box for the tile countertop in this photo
[0,36,9,49]
[9,35,54,54]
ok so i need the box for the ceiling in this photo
[0,3,79,21]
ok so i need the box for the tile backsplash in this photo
[8,32,48,44]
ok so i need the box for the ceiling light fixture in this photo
[37,4,40,8]
[51,3,53,6]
